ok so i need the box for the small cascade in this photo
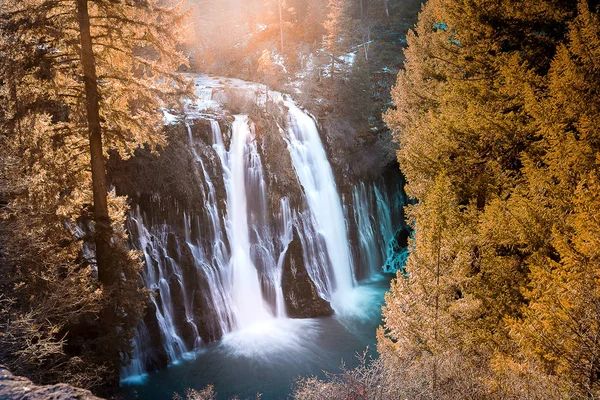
[284,100,356,301]
[348,177,410,277]
[374,186,394,247]
[274,197,293,317]
[129,209,194,362]
[120,323,151,381]
[352,183,382,278]
[185,122,235,335]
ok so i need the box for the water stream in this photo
[120,76,408,399]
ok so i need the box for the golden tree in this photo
[0,0,191,388]
[500,3,600,398]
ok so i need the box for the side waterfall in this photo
[284,101,355,302]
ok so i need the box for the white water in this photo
[184,121,235,335]
[353,182,382,277]
[190,117,290,330]
[122,77,407,381]
[224,116,273,328]
[128,209,192,363]
[284,100,356,302]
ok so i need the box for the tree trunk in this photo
[432,198,443,398]
[76,0,114,286]
[278,0,284,52]
[9,67,22,149]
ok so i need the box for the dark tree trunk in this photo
[76,0,114,286]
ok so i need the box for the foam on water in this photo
[330,280,388,322]
[218,318,321,362]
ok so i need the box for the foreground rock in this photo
[0,366,101,399]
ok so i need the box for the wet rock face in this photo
[395,227,410,250]
[0,366,102,400]
[254,113,303,211]
[282,229,334,318]
[142,301,169,371]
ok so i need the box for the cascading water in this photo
[349,178,409,277]
[222,115,273,328]
[284,100,356,302]
[121,77,408,384]
[122,207,198,377]
[352,182,382,278]
[185,121,235,336]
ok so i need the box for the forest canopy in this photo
[378,0,600,398]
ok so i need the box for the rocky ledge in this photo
[0,366,101,400]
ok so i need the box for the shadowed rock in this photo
[282,228,333,318]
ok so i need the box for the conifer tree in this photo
[304,0,327,44]
[263,0,289,52]
[0,0,191,388]
[324,0,350,82]
[381,0,579,395]
[340,52,371,121]
[500,4,600,397]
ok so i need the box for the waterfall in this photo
[374,185,394,248]
[352,182,382,278]
[275,198,293,317]
[129,209,194,362]
[186,122,235,336]
[121,76,409,380]
[222,116,273,328]
[284,100,356,301]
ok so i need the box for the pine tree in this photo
[263,0,289,52]
[366,0,388,21]
[378,172,480,398]
[0,0,191,388]
[340,52,372,122]
[324,0,351,82]
[499,4,600,397]
[304,0,327,44]
[381,0,579,396]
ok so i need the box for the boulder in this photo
[0,366,101,400]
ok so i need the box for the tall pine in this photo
[0,0,191,389]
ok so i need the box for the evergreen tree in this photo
[324,0,351,82]
[500,4,600,397]
[0,0,191,389]
[304,0,327,44]
[382,0,579,396]
[340,52,372,121]
[378,172,480,398]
